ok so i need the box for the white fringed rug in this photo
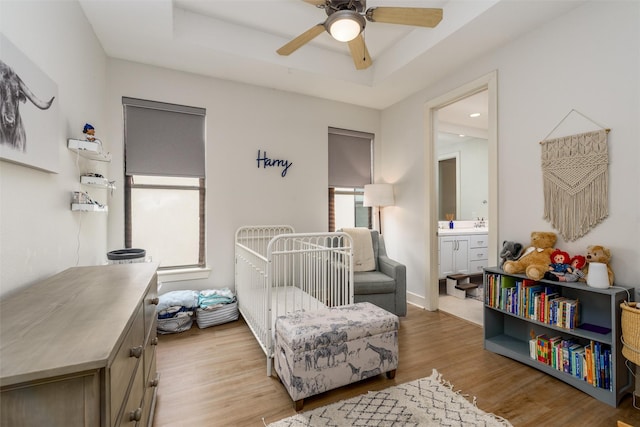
[267,369,512,427]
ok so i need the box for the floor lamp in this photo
[363,184,394,234]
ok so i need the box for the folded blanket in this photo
[199,288,235,308]
[157,290,199,311]
[342,228,375,272]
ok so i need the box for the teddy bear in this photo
[499,240,524,268]
[502,231,557,281]
[581,245,615,286]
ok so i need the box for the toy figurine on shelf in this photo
[83,123,98,142]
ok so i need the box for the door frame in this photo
[423,71,498,311]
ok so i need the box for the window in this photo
[328,128,373,231]
[126,176,205,268]
[123,97,206,269]
[332,187,370,231]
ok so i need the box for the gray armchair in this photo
[346,229,407,317]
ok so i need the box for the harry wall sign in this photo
[256,149,293,177]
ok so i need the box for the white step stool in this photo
[446,274,479,299]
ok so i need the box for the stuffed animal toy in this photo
[582,245,615,286]
[502,231,557,281]
[544,254,586,282]
[499,241,524,268]
[548,249,572,274]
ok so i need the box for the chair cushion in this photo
[353,271,396,294]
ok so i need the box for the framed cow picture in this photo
[1,33,59,173]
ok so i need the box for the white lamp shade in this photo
[586,262,609,288]
[329,19,361,42]
[363,184,394,207]
[326,10,364,42]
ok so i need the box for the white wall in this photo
[2,1,638,305]
[0,1,108,296]
[105,60,380,290]
[380,1,640,305]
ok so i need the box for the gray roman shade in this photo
[123,97,206,177]
[328,127,373,187]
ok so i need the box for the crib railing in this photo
[267,233,353,312]
[235,226,353,376]
[235,225,294,359]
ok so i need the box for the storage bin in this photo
[196,301,239,328]
[107,248,146,264]
[621,302,640,365]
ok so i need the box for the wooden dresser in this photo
[0,263,160,426]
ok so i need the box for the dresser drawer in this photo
[144,318,158,384]
[144,279,159,340]
[469,234,488,248]
[141,351,159,427]
[110,304,144,425]
[117,363,144,426]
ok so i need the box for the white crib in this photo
[234,225,354,375]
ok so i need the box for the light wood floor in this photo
[153,304,640,427]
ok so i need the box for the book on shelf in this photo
[485,273,583,330]
[574,346,585,380]
[537,334,550,364]
[568,343,582,376]
[550,336,562,368]
[529,338,537,360]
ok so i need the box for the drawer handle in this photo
[150,375,160,387]
[129,408,142,422]
[151,337,159,346]
[129,346,143,359]
[150,297,160,305]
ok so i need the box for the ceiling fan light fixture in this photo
[326,10,365,42]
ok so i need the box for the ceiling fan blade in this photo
[367,7,443,28]
[277,24,326,56]
[348,34,372,70]
[303,0,326,5]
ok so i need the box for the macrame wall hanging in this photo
[540,110,610,242]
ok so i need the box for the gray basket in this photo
[107,248,146,264]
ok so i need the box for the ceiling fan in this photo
[277,0,443,70]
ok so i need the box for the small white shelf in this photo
[71,203,108,212]
[68,139,111,162]
[80,175,114,189]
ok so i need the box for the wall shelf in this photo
[80,175,114,190]
[68,139,111,162]
[68,138,112,212]
[71,203,108,212]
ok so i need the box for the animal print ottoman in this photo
[274,302,399,410]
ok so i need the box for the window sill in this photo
[157,267,211,283]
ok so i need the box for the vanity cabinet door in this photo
[439,236,470,277]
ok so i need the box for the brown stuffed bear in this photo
[581,245,615,286]
[502,231,557,281]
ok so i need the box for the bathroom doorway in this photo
[423,72,498,316]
